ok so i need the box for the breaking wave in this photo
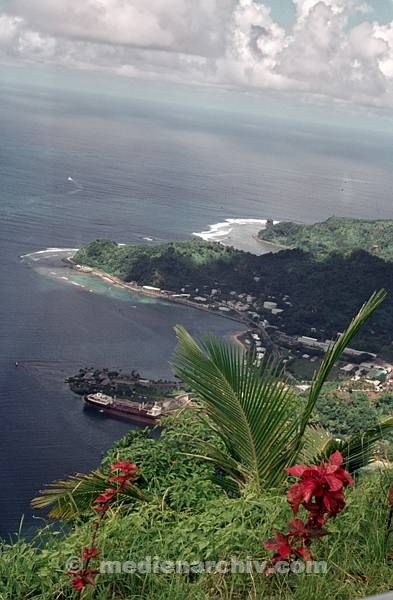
[193,218,275,242]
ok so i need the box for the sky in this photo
[2,1,393,118]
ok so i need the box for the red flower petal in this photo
[94,488,117,504]
[264,531,292,559]
[286,464,308,477]
[325,474,344,492]
[287,482,304,513]
[295,545,313,561]
[71,577,86,591]
[82,547,101,560]
[288,518,307,537]
[328,450,343,466]
[301,479,319,504]
[110,461,139,474]
[341,470,354,487]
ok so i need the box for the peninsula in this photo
[71,220,393,363]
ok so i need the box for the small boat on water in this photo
[84,392,163,424]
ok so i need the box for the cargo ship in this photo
[84,392,163,424]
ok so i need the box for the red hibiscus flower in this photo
[68,568,98,590]
[294,545,313,561]
[286,451,353,518]
[264,451,353,574]
[264,526,314,567]
[111,460,139,475]
[82,547,101,560]
[70,576,86,592]
[264,530,292,560]
[66,458,141,594]
[94,488,117,504]
[288,518,308,538]
[288,517,327,541]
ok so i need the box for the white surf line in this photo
[20,247,79,259]
[193,218,279,242]
[69,281,85,288]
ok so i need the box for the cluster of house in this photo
[296,335,379,362]
[340,361,392,389]
[71,262,287,329]
[167,286,288,323]
[219,292,263,318]
[290,335,393,389]
[242,332,267,366]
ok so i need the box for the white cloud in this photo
[278,2,388,102]
[0,13,56,59]
[293,0,370,20]
[1,0,393,108]
[0,14,22,46]
[7,0,236,56]
[373,21,393,77]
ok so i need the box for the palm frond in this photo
[288,290,387,465]
[180,437,250,485]
[299,425,333,463]
[300,417,393,473]
[301,289,387,435]
[173,326,301,491]
[321,416,393,473]
[31,470,147,521]
[172,290,386,492]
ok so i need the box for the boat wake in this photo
[66,176,83,195]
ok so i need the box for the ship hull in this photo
[84,397,159,424]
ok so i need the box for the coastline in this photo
[66,257,250,342]
[252,233,291,253]
[194,218,284,256]
[230,331,247,350]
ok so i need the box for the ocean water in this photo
[1,79,393,537]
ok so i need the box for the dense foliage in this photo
[1,412,392,599]
[75,238,393,357]
[74,239,238,287]
[315,387,393,437]
[3,297,393,598]
[171,300,393,495]
[260,217,393,262]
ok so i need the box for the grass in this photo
[1,471,392,599]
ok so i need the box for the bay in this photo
[1,79,393,536]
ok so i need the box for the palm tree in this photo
[172,290,393,493]
[33,290,392,518]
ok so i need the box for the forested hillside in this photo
[75,238,393,357]
[259,217,393,262]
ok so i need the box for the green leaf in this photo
[172,290,386,492]
[31,470,147,521]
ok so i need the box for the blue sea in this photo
[1,75,393,537]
